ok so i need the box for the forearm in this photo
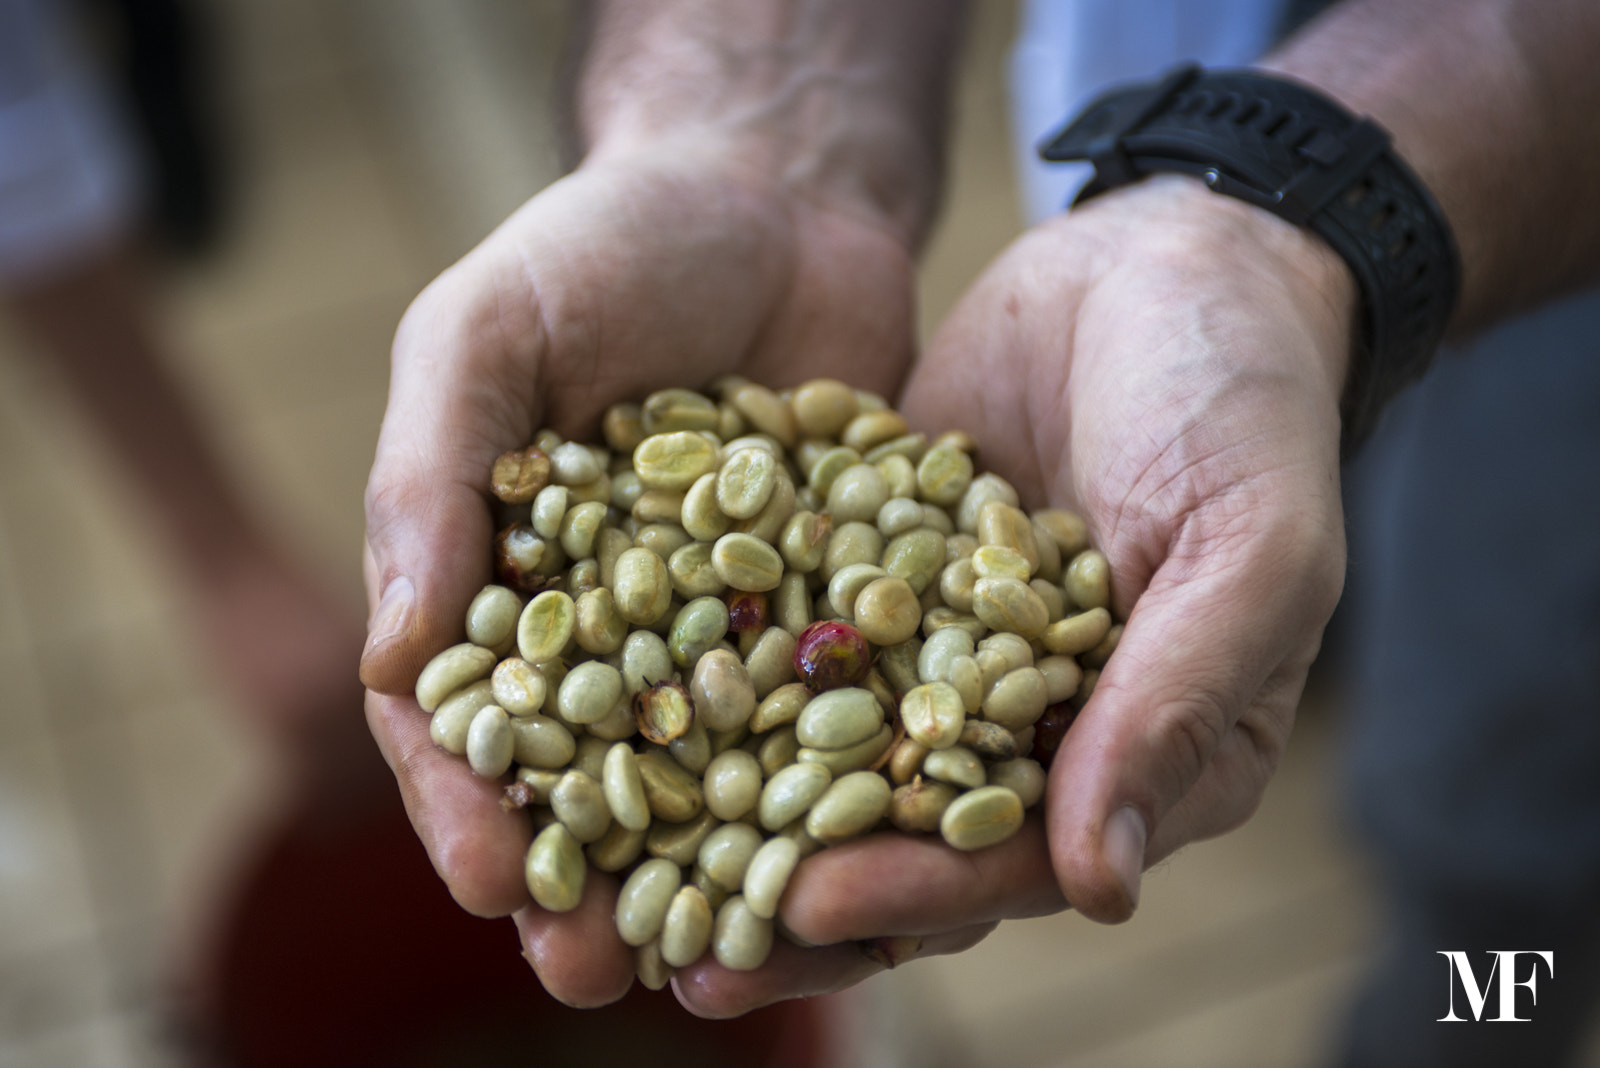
[576,0,966,250]
[1264,0,1600,333]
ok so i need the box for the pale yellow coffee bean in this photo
[697,821,763,892]
[742,836,801,919]
[797,723,892,775]
[566,471,612,506]
[744,626,797,697]
[611,470,645,512]
[828,563,886,622]
[988,758,1047,809]
[1042,607,1112,656]
[900,682,965,750]
[1064,549,1112,610]
[556,500,606,561]
[668,596,730,667]
[1037,654,1084,704]
[727,383,798,448]
[641,388,719,435]
[557,661,624,725]
[939,555,977,612]
[549,441,602,486]
[807,446,862,497]
[971,577,1049,638]
[853,576,922,646]
[980,631,1035,671]
[889,777,959,834]
[888,737,930,785]
[571,733,609,780]
[915,444,975,506]
[1031,579,1066,623]
[956,473,1020,534]
[666,540,725,600]
[876,498,925,538]
[490,658,546,716]
[531,484,569,540]
[791,378,859,438]
[758,762,833,831]
[646,810,720,867]
[517,591,576,663]
[550,769,611,843]
[717,402,747,441]
[634,431,718,491]
[716,447,778,520]
[702,749,764,822]
[525,823,585,912]
[431,679,499,755]
[617,857,682,946]
[713,895,774,971]
[566,558,601,599]
[940,785,1025,851]
[465,585,522,655]
[596,526,633,589]
[779,511,832,572]
[1081,622,1123,669]
[635,940,672,991]
[821,521,885,582]
[982,666,1050,732]
[796,688,884,750]
[805,770,893,845]
[465,705,514,778]
[574,587,627,655]
[826,463,889,524]
[613,547,673,625]
[632,489,686,526]
[840,410,909,453]
[773,570,812,637]
[510,713,577,769]
[749,682,810,733]
[948,654,984,714]
[587,694,639,741]
[692,648,757,732]
[660,885,715,968]
[971,544,1031,583]
[711,533,784,592]
[634,522,693,561]
[588,823,647,873]
[977,501,1040,573]
[602,402,645,452]
[415,643,497,713]
[1032,519,1064,582]
[602,743,651,832]
[1034,508,1091,558]
[636,750,705,823]
[757,725,801,777]
[730,469,795,543]
[871,451,920,497]
[620,629,673,695]
[923,746,986,790]
[681,471,731,542]
[881,528,946,595]
[918,625,976,684]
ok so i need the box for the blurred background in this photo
[0,0,1582,1065]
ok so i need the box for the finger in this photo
[512,871,635,1008]
[359,254,539,695]
[364,688,531,917]
[777,817,1063,946]
[1047,509,1342,924]
[670,922,997,1020]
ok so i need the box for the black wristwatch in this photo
[1037,64,1460,453]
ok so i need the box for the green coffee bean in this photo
[882,528,946,595]
[873,452,919,498]
[796,688,883,750]
[940,785,1025,851]
[416,643,497,713]
[642,387,720,435]
[713,895,774,971]
[916,444,974,506]
[669,596,730,667]
[587,823,647,873]
[557,661,624,725]
[571,734,609,781]
[889,777,959,834]
[982,666,1050,732]
[918,626,975,684]
[826,464,889,524]
[828,563,887,621]
[1082,622,1123,669]
[821,521,885,583]
[1037,654,1084,704]
[617,857,682,946]
[514,767,562,804]
[900,682,965,750]
[877,638,923,694]
[697,821,763,892]
[703,749,764,822]
[634,523,693,562]
[465,705,514,778]
[727,382,798,449]
[756,725,801,778]
[758,762,833,831]
[611,470,645,513]
[853,576,922,646]
[711,533,784,592]
[773,570,812,637]
[621,629,674,695]
[668,719,712,775]
[923,746,986,790]
[779,511,832,572]
[430,679,496,754]
[525,823,585,912]
[682,471,731,542]
[550,441,602,486]
[667,540,727,600]
[518,591,576,664]
[876,497,925,538]
[971,577,1049,639]
[987,758,1046,809]
[635,940,672,991]
[636,750,704,823]
[743,627,797,698]
[634,431,719,491]
[805,770,892,845]
[956,473,1020,535]
[660,885,715,968]
[574,587,627,655]
[466,586,522,655]
[692,648,757,732]
[646,809,720,867]
[791,378,858,438]
[1064,549,1112,610]
[614,547,673,625]
[948,654,983,715]
[558,500,607,561]
[491,658,546,716]
[717,447,778,520]
[977,501,1041,574]
[602,743,651,832]
[742,836,801,919]
[532,484,569,539]
[550,769,611,843]
[841,410,909,453]
[632,489,686,526]
[960,719,1018,762]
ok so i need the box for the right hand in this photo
[358,138,919,1006]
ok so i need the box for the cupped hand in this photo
[359,141,918,1006]
[671,176,1358,1018]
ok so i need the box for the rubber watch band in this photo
[1038,64,1460,453]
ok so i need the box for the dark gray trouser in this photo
[1335,287,1600,1066]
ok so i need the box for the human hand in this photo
[667,176,1356,1017]
[358,138,920,1006]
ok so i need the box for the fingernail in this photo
[858,935,923,969]
[1104,805,1147,911]
[365,576,414,655]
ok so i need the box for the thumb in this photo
[359,261,541,694]
[1045,510,1342,923]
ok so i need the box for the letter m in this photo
[1438,951,1496,1022]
